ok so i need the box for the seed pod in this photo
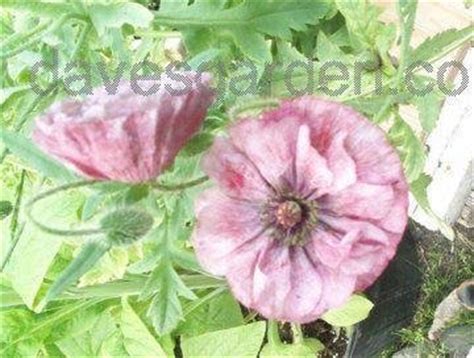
[100,208,154,246]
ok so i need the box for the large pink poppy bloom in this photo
[192,97,408,323]
[33,72,214,183]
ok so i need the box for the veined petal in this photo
[320,182,395,220]
[229,117,299,189]
[192,188,265,276]
[295,125,333,197]
[202,137,271,201]
[325,132,357,193]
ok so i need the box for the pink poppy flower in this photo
[33,72,214,183]
[192,97,408,323]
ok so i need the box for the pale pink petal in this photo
[295,125,333,197]
[305,229,359,269]
[325,132,357,193]
[229,117,299,189]
[376,180,409,234]
[192,188,264,276]
[33,72,215,183]
[320,182,395,220]
[202,137,271,201]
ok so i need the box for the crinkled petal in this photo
[33,72,214,183]
[202,137,271,201]
[325,132,357,193]
[320,182,395,220]
[192,188,264,276]
[295,125,333,197]
[305,229,359,269]
[229,117,299,189]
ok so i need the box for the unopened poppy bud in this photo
[101,208,154,246]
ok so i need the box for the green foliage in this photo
[321,294,374,327]
[411,26,474,63]
[261,339,324,357]
[120,298,167,357]
[181,321,266,357]
[0,200,13,220]
[140,255,197,335]
[0,130,77,182]
[388,116,426,183]
[1,0,471,354]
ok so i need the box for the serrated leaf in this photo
[322,294,374,327]
[388,116,426,182]
[232,28,271,64]
[120,298,167,357]
[413,91,444,133]
[316,31,346,62]
[181,321,266,357]
[411,26,474,63]
[141,258,197,335]
[0,130,77,182]
[87,2,153,36]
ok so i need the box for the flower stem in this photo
[151,175,209,191]
[291,322,304,344]
[267,320,282,346]
[26,180,104,237]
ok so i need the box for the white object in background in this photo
[409,49,473,234]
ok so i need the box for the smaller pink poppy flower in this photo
[33,72,214,183]
[192,97,409,323]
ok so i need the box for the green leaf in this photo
[0,85,30,106]
[156,0,330,63]
[0,130,77,182]
[334,0,386,52]
[120,298,167,357]
[316,31,347,62]
[409,174,454,240]
[261,339,324,357]
[411,26,474,63]
[79,247,129,287]
[178,291,244,337]
[0,1,75,17]
[87,2,154,36]
[56,308,121,357]
[0,200,13,220]
[181,321,266,357]
[41,239,111,309]
[231,28,271,64]
[4,190,84,309]
[141,258,197,335]
[397,0,418,76]
[409,173,432,210]
[181,132,215,157]
[413,91,444,133]
[388,116,426,182]
[321,294,374,327]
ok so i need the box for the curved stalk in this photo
[151,175,209,191]
[26,180,104,237]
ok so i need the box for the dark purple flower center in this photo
[261,193,318,247]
